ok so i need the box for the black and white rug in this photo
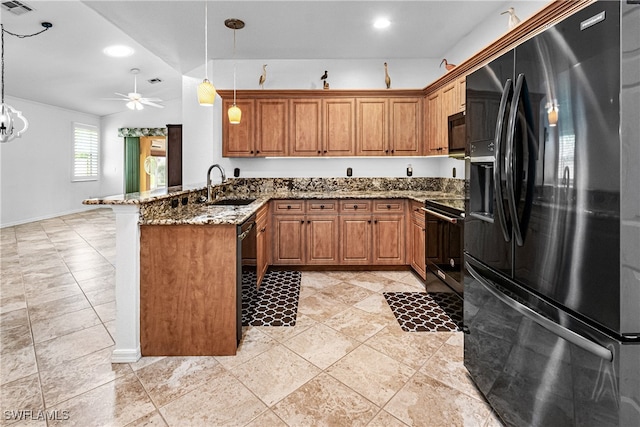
[383,292,463,332]
[242,269,301,327]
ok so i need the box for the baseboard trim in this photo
[111,347,141,364]
[0,206,102,228]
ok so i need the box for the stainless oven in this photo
[422,199,465,295]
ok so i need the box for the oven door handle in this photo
[421,207,458,224]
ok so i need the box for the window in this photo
[72,123,99,181]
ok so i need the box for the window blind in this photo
[73,123,99,181]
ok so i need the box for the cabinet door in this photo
[340,215,372,264]
[324,99,356,156]
[222,99,255,157]
[256,99,288,156]
[457,77,466,113]
[426,91,443,155]
[390,98,421,156]
[272,215,305,265]
[306,215,339,264]
[356,98,388,156]
[410,215,426,279]
[256,222,268,287]
[372,214,405,264]
[289,99,322,156]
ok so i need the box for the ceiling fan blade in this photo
[101,98,129,101]
[141,97,163,102]
[114,92,130,98]
[140,100,164,108]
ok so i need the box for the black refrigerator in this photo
[464,1,640,426]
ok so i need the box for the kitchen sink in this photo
[209,198,256,206]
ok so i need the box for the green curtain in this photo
[124,137,140,194]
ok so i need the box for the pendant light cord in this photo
[233,27,237,104]
[204,2,209,80]
[1,23,53,104]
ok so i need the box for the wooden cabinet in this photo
[306,215,339,264]
[222,99,255,157]
[372,214,405,264]
[323,99,356,156]
[408,201,426,279]
[256,99,288,156]
[426,91,445,155]
[356,97,421,156]
[272,214,306,265]
[340,215,373,264]
[255,203,270,287]
[457,77,466,113]
[289,99,322,156]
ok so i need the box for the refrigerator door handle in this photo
[493,79,513,243]
[505,73,525,246]
[466,262,614,362]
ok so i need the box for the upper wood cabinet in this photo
[356,97,421,156]
[457,77,466,113]
[323,99,356,156]
[256,99,288,156]
[426,90,445,155]
[289,99,322,156]
[222,99,255,157]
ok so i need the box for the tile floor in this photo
[1,209,504,427]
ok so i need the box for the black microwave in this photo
[447,111,466,158]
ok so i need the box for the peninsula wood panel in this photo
[140,225,237,356]
[289,99,322,156]
[222,99,255,157]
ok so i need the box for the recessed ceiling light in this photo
[103,45,134,58]
[373,18,391,29]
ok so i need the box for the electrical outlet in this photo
[347,167,353,177]
[234,168,240,177]
[452,167,457,178]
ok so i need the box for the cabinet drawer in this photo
[307,200,338,213]
[373,199,405,213]
[273,200,304,214]
[339,200,371,213]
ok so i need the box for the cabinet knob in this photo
[261,227,266,232]
[368,220,372,224]
[301,220,305,224]
[256,150,261,154]
[323,150,327,153]
[307,220,311,224]
[386,204,391,209]
[353,205,358,209]
[250,150,254,154]
[391,149,395,154]
[318,150,321,154]
[374,220,378,224]
[320,205,325,209]
[287,205,291,209]
[385,149,389,153]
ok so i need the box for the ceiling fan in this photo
[105,68,164,110]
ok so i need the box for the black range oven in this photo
[422,199,465,295]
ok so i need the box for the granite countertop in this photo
[140,190,463,226]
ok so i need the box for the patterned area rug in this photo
[383,292,463,332]
[242,269,301,327]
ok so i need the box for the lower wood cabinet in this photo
[372,214,405,264]
[340,215,373,264]
[409,202,426,279]
[255,203,269,287]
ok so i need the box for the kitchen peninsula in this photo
[84,177,464,361]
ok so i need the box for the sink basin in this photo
[209,198,256,206]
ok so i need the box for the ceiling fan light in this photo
[198,79,216,106]
[228,104,242,124]
[126,100,143,110]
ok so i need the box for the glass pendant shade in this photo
[0,103,29,143]
[126,100,144,111]
[198,79,216,106]
[228,104,242,124]
[547,107,558,127]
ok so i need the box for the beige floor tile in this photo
[420,334,482,400]
[30,307,102,344]
[35,324,114,371]
[316,281,374,306]
[300,271,343,291]
[1,345,38,386]
[0,323,32,354]
[385,371,493,427]
[76,275,115,293]
[84,287,115,307]
[354,293,401,320]
[0,308,29,332]
[273,372,379,426]
[128,356,166,372]
[160,368,267,427]
[254,313,317,343]
[0,374,44,426]
[124,411,168,427]
[230,345,321,406]
[284,323,359,369]
[135,356,222,407]
[70,264,115,282]
[326,344,415,407]
[324,306,391,342]
[21,266,72,286]
[365,325,451,370]
[244,410,287,427]
[93,301,116,323]
[342,272,396,293]
[215,327,278,370]
[297,294,349,322]
[25,282,84,307]
[48,373,155,427]
[39,347,132,408]
[28,294,91,323]
[0,295,26,316]
[367,409,410,427]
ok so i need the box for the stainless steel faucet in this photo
[206,164,226,202]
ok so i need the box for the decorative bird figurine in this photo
[323,80,330,90]
[320,70,328,81]
[384,62,391,89]
[258,64,267,89]
[501,7,521,30]
[440,59,456,71]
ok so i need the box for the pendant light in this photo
[197,2,216,106]
[225,19,244,124]
[1,23,52,142]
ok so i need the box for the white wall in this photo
[182,58,465,186]
[100,98,182,196]
[0,97,101,227]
